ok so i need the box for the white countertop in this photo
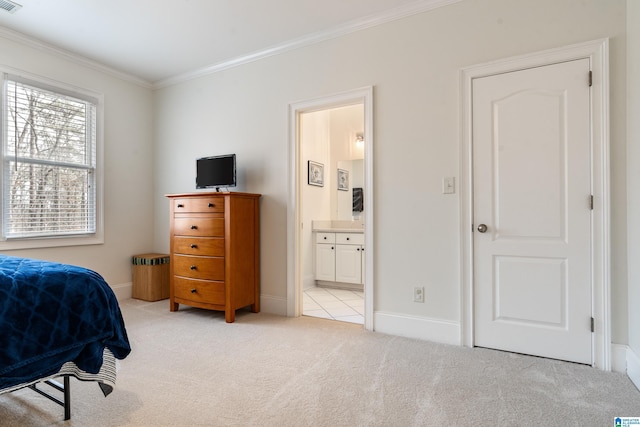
[311,220,364,233]
[313,228,364,233]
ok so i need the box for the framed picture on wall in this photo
[337,169,349,191]
[308,161,324,187]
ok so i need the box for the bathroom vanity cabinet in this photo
[315,232,364,286]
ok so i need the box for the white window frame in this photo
[0,66,104,249]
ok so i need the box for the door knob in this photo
[477,224,488,233]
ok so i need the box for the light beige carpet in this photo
[1,298,639,426]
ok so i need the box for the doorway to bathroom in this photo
[287,87,374,330]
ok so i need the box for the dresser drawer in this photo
[173,217,225,237]
[173,254,224,280]
[173,237,225,256]
[173,276,225,305]
[316,232,336,244]
[173,197,224,213]
[335,233,364,245]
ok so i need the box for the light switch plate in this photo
[442,177,455,194]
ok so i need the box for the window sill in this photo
[0,234,104,250]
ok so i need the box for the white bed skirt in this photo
[0,348,117,396]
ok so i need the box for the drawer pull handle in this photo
[177,204,184,208]
[190,265,197,270]
[190,244,197,249]
[323,236,327,240]
[190,288,197,293]
[208,203,215,208]
[190,225,198,230]
[331,246,334,250]
[346,237,350,241]
[357,248,360,251]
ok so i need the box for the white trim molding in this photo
[0,27,152,88]
[611,344,629,374]
[111,282,133,302]
[260,294,288,317]
[460,39,611,370]
[627,346,640,391]
[287,87,374,331]
[112,285,289,318]
[155,0,462,88]
[1,0,462,89]
[374,312,460,346]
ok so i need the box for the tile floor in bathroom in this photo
[303,286,364,324]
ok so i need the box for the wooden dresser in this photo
[166,192,261,323]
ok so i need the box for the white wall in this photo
[152,0,628,345]
[300,110,331,289]
[0,34,155,290]
[626,0,640,388]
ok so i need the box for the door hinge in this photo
[591,317,595,333]
[590,195,594,210]
[589,71,593,87]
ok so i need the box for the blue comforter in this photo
[0,255,131,390]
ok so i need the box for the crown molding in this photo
[154,0,462,89]
[0,0,461,90]
[0,26,153,89]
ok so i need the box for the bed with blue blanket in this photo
[0,255,131,420]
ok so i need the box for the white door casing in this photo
[287,87,374,330]
[460,39,610,370]
[472,59,592,364]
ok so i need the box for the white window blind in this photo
[2,74,97,240]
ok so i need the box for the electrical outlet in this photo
[413,286,424,303]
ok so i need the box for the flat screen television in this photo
[196,154,236,190]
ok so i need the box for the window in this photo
[1,71,102,248]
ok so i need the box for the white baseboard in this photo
[374,311,460,346]
[260,294,288,316]
[111,282,132,302]
[611,343,628,373]
[628,346,640,392]
[112,285,287,317]
[303,274,315,291]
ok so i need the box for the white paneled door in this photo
[472,59,592,364]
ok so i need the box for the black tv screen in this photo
[196,154,236,189]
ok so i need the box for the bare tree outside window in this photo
[4,79,96,239]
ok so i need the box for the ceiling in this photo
[0,0,455,85]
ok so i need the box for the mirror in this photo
[336,159,364,220]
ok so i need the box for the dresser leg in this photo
[250,302,259,313]
[170,301,179,312]
[225,310,235,323]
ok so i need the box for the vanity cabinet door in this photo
[315,243,336,281]
[361,245,365,284]
[335,244,362,284]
